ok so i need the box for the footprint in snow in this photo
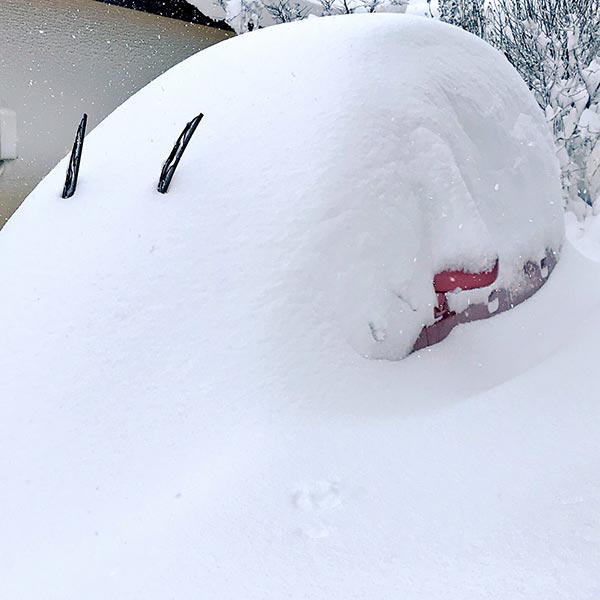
[293,479,342,511]
[292,479,342,539]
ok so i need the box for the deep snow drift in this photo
[0,14,596,600]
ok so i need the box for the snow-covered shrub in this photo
[437,0,485,37]
[487,0,600,215]
[439,0,600,215]
[191,0,408,33]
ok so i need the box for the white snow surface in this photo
[0,15,592,600]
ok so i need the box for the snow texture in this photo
[0,15,585,600]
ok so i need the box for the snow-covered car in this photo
[10,12,561,360]
[0,16,571,599]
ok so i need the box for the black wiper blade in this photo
[62,113,88,199]
[158,113,204,194]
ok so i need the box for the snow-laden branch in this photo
[188,0,408,33]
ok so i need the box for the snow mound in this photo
[1,14,563,361]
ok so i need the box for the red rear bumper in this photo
[413,250,558,352]
[434,260,499,293]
